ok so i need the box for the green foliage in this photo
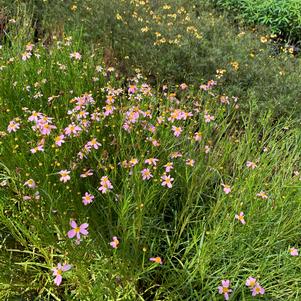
[210,0,301,41]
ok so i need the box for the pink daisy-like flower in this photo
[128,84,137,94]
[67,220,89,243]
[204,112,215,123]
[164,162,173,173]
[52,263,72,286]
[256,191,268,199]
[98,176,113,194]
[246,161,257,169]
[290,247,298,256]
[141,168,153,180]
[172,126,182,137]
[110,236,119,249]
[149,256,163,264]
[218,280,232,300]
[235,212,246,224]
[161,174,174,188]
[82,192,95,205]
[59,170,71,183]
[80,169,93,178]
[24,179,36,189]
[145,158,159,166]
[7,120,20,133]
[193,131,202,141]
[54,134,65,147]
[70,52,81,60]
[87,138,101,150]
[245,277,257,288]
[222,184,231,194]
[252,284,265,296]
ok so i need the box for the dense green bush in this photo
[210,0,301,41]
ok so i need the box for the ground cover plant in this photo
[1,1,301,301]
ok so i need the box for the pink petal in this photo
[70,220,77,228]
[54,275,62,286]
[62,264,72,272]
[68,229,76,238]
[80,223,89,229]
[222,280,230,287]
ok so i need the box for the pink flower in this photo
[7,120,20,133]
[256,191,268,199]
[28,111,42,122]
[245,277,257,288]
[54,134,65,147]
[186,159,195,166]
[128,84,137,94]
[235,212,246,224]
[98,176,113,194]
[67,220,89,243]
[204,112,215,123]
[145,158,159,166]
[64,123,81,136]
[246,161,257,169]
[161,174,174,188]
[141,168,153,180]
[110,236,119,249]
[193,132,202,141]
[70,52,81,60]
[22,52,32,61]
[59,170,71,183]
[87,138,101,150]
[24,179,36,189]
[52,263,71,286]
[82,192,95,205]
[80,169,93,178]
[290,247,298,256]
[222,184,231,194]
[218,280,232,300]
[252,284,265,296]
[164,162,173,173]
[39,122,56,135]
[172,126,182,137]
[149,256,163,264]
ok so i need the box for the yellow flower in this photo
[116,13,123,21]
[260,36,268,43]
[70,5,77,12]
[141,26,149,32]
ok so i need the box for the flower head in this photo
[141,168,153,180]
[52,263,71,286]
[290,247,298,256]
[82,192,95,205]
[24,179,36,189]
[245,277,257,288]
[218,280,232,300]
[59,170,71,183]
[98,176,113,193]
[235,212,246,224]
[67,220,89,243]
[110,236,119,249]
[252,283,265,296]
[222,184,231,194]
[161,174,174,188]
[149,256,162,264]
